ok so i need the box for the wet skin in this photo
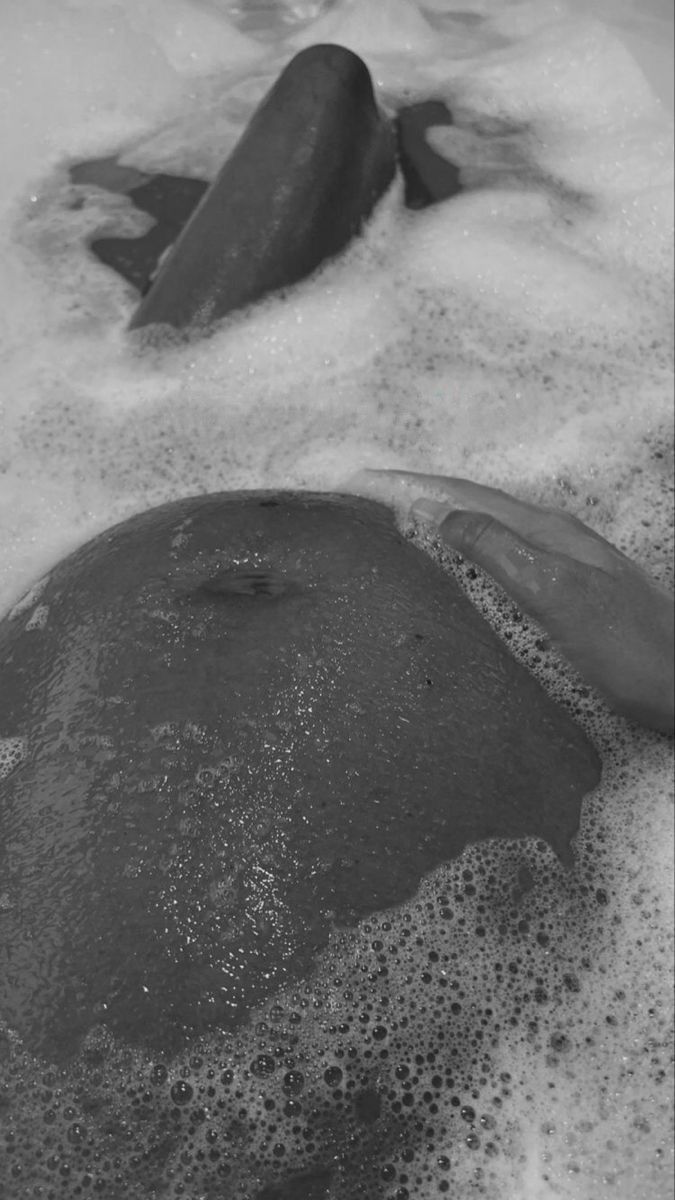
[78,57,462,305]
[352,471,675,735]
[0,492,599,1060]
[127,44,396,331]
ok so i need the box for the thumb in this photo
[415,502,674,731]
[415,502,577,626]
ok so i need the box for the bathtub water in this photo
[0,1,672,1198]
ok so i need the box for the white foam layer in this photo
[0,2,672,1197]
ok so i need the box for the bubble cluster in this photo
[0,737,26,782]
[0,531,673,1195]
[0,736,672,1199]
[25,603,49,631]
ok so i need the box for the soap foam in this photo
[0,1,672,1197]
[0,738,26,782]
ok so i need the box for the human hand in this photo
[349,469,674,734]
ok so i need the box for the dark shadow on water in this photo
[70,157,208,294]
[69,95,463,297]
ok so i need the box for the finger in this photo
[352,468,619,571]
[349,467,509,511]
[426,506,620,690]
[412,492,599,564]
[351,471,674,731]
[428,509,580,622]
[432,510,674,732]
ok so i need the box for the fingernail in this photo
[411,498,453,525]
